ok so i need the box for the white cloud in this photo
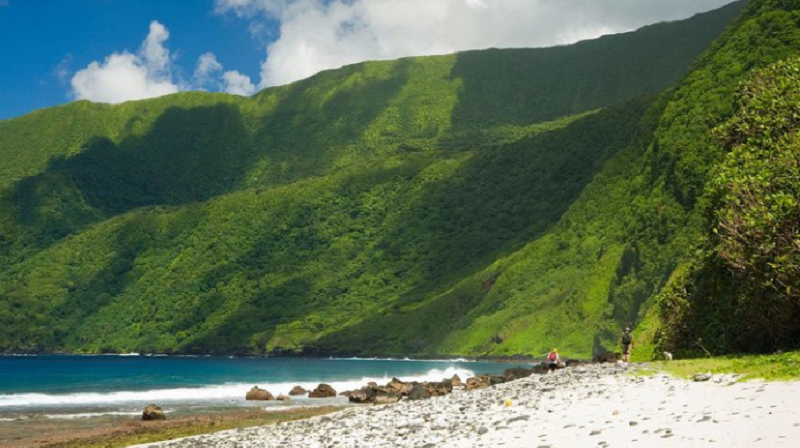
[215,0,736,88]
[222,70,257,96]
[194,52,224,88]
[71,20,180,103]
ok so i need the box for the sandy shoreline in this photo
[130,363,800,448]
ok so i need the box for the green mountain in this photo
[2,0,795,358]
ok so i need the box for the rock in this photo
[477,426,489,435]
[374,395,400,405]
[408,383,431,401]
[489,375,505,385]
[348,386,378,404]
[142,404,166,421]
[466,376,489,390]
[276,394,291,401]
[425,381,453,397]
[694,373,713,382]
[629,421,638,426]
[309,383,337,398]
[289,386,308,396]
[590,430,602,436]
[245,386,274,401]
[451,374,463,388]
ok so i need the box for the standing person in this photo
[621,327,635,363]
[547,348,561,373]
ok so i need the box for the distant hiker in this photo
[547,348,561,373]
[621,327,635,363]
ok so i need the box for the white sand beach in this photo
[132,364,800,447]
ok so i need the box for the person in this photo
[547,348,561,373]
[621,327,635,363]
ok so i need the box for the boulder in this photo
[489,375,505,385]
[465,376,490,390]
[309,383,337,398]
[246,386,274,401]
[348,386,378,404]
[276,394,291,401]
[426,381,453,397]
[408,383,431,400]
[386,378,406,394]
[142,404,166,421]
[374,395,400,405]
[451,374,463,388]
[289,386,308,396]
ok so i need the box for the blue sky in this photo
[0,0,267,119]
[0,0,735,121]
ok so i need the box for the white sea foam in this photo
[0,367,475,408]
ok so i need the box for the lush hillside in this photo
[0,1,778,357]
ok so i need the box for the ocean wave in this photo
[0,367,474,408]
[328,357,477,363]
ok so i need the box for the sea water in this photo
[0,355,519,420]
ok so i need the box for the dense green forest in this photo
[2,0,796,358]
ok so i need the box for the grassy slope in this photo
[0,2,747,356]
[641,350,800,381]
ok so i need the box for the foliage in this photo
[657,56,800,355]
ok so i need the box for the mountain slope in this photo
[0,2,761,356]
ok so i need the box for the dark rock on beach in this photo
[289,385,308,395]
[408,383,431,401]
[309,383,337,398]
[142,404,166,421]
[245,386,274,401]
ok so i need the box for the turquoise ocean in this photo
[0,355,519,421]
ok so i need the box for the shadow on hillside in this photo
[447,1,743,133]
[250,59,413,184]
[5,104,254,254]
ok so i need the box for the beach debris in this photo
[142,404,166,421]
[288,385,308,396]
[245,386,274,401]
[309,383,337,398]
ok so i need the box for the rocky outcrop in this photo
[309,383,337,398]
[245,386,274,401]
[408,383,431,401]
[451,374,463,388]
[142,404,166,421]
[277,394,291,401]
[289,386,308,396]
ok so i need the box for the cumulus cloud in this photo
[222,70,257,96]
[71,21,180,103]
[194,52,224,88]
[216,0,736,88]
